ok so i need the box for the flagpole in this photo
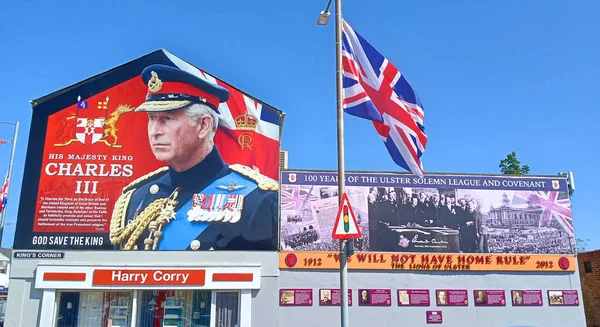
[0,120,19,247]
[317,0,350,325]
[334,0,351,326]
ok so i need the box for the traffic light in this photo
[343,204,350,232]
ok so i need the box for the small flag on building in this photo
[98,96,110,110]
[77,95,88,109]
[341,19,427,177]
[0,173,8,214]
[0,140,8,145]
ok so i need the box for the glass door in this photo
[214,292,240,327]
[76,291,104,327]
[136,290,212,327]
[56,292,80,327]
[54,291,133,327]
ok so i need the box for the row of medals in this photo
[187,193,243,223]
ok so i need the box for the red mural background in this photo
[34,74,281,235]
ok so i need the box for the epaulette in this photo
[122,166,169,192]
[229,164,279,191]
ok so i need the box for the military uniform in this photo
[108,63,279,251]
[109,146,279,251]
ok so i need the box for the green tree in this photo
[576,238,589,253]
[499,151,530,175]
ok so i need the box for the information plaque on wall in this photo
[279,289,313,306]
[435,290,468,306]
[358,289,391,306]
[511,290,543,306]
[548,290,579,306]
[473,290,506,306]
[426,311,443,324]
[318,288,352,306]
[398,289,430,306]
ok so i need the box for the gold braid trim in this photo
[138,100,191,110]
[109,189,135,244]
[119,187,180,250]
[229,164,280,191]
[122,198,170,250]
[122,166,169,192]
[109,166,170,246]
[110,198,166,246]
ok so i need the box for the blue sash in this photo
[157,172,257,250]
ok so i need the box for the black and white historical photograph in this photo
[280,179,576,255]
[280,184,369,251]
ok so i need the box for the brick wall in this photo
[578,250,600,327]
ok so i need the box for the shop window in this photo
[53,290,242,327]
[55,291,133,327]
[137,290,212,327]
[215,292,240,327]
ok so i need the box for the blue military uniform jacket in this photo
[109,147,279,251]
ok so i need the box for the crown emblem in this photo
[147,71,163,92]
[234,111,258,130]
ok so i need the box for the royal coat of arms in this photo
[54,95,133,148]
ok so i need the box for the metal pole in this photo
[339,240,349,327]
[0,121,19,247]
[334,0,349,326]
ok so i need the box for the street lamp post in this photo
[0,120,19,247]
[316,0,332,25]
[317,0,351,326]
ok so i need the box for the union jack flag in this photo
[281,185,318,211]
[0,173,8,214]
[341,19,427,176]
[512,191,573,236]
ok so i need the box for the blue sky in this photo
[0,0,598,250]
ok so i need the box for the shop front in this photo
[34,264,259,327]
